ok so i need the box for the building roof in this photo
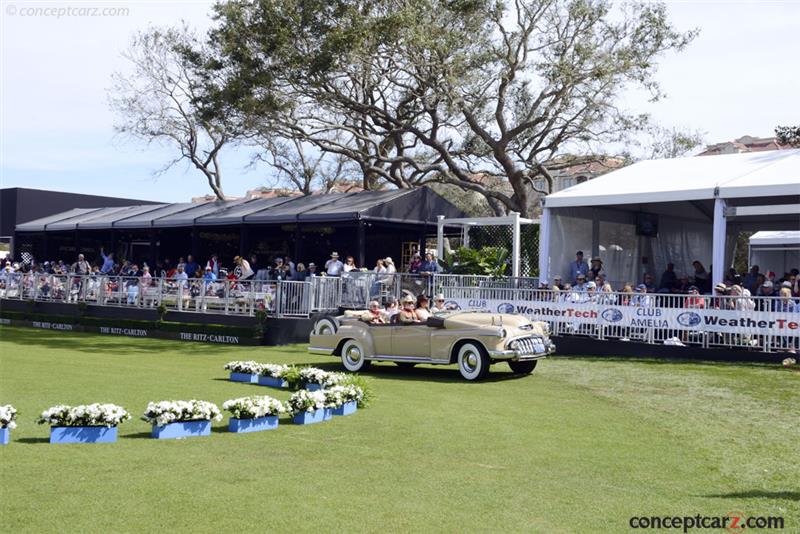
[15,187,465,233]
[545,149,800,208]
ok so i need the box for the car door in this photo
[390,324,432,358]
[369,324,393,356]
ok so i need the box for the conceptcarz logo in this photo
[601,308,623,322]
[496,302,515,313]
[676,311,702,327]
[629,512,784,532]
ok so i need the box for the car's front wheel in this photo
[457,342,490,381]
[340,339,371,372]
[508,360,538,375]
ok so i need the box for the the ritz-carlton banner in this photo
[444,298,800,337]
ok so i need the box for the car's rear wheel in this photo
[341,339,371,372]
[314,316,340,336]
[457,342,490,381]
[508,360,538,375]
[394,362,416,369]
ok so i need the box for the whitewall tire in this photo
[341,339,371,372]
[314,316,339,336]
[457,342,490,381]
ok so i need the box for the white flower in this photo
[36,403,130,427]
[286,390,327,415]
[141,399,222,425]
[223,395,285,419]
[0,404,18,430]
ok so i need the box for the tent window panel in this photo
[550,214,591,283]
[599,221,638,289]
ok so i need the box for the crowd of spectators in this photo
[554,250,799,309]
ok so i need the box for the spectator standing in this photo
[292,263,307,281]
[588,257,603,281]
[325,252,344,276]
[374,259,386,274]
[408,253,423,274]
[71,254,90,275]
[343,256,357,273]
[184,255,200,279]
[692,261,710,293]
[569,251,589,284]
[658,263,677,293]
[284,256,296,276]
[306,263,319,277]
[419,253,439,275]
[206,254,220,277]
[99,248,115,274]
[643,273,656,293]
[775,287,797,313]
[234,256,254,280]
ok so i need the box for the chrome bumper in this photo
[489,338,556,361]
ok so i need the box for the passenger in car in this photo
[398,295,421,324]
[415,294,431,321]
[361,300,387,324]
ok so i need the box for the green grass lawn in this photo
[0,326,797,533]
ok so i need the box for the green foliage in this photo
[775,125,800,147]
[437,246,509,277]
[156,303,168,320]
[280,365,304,390]
[339,373,374,408]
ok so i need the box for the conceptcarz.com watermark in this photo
[629,512,785,533]
[5,4,130,18]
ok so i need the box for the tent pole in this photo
[539,207,551,284]
[712,198,727,289]
[512,212,521,278]
[436,215,445,260]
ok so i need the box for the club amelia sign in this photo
[444,298,800,336]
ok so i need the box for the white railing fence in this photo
[1,272,797,353]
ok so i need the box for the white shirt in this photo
[325,259,344,276]
[343,263,356,273]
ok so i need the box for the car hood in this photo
[443,312,548,337]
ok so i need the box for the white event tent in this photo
[538,149,800,290]
[748,230,800,277]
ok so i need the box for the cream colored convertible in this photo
[308,311,555,381]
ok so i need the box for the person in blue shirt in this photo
[184,255,200,279]
[99,247,115,274]
[419,253,439,275]
[569,251,589,283]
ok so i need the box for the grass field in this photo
[0,326,798,533]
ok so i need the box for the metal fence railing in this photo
[1,271,797,353]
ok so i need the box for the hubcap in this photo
[346,346,362,364]
[319,325,331,335]
[462,350,479,373]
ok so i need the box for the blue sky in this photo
[1,0,799,203]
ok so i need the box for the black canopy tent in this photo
[14,187,465,270]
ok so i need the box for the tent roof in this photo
[545,149,800,208]
[749,230,800,246]
[15,187,466,232]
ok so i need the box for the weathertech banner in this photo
[442,298,800,337]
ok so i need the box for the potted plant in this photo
[286,390,327,425]
[325,385,364,417]
[37,403,130,444]
[257,364,289,388]
[0,404,18,445]
[299,368,345,391]
[142,400,222,439]
[224,361,262,383]
[222,395,285,433]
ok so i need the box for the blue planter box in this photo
[258,376,288,388]
[228,416,279,433]
[292,410,326,425]
[323,407,333,421]
[230,372,258,383]
[0,427,9,445]
[50,426,118,444]
[305,383,323,391]
[151,420,211,439]
[333,401,358,416]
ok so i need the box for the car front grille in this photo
[509,336,547,355]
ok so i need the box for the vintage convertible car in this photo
[308,311,555,380]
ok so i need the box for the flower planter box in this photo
[0,427,9,445]
[323,407,333,421]
[305,383,323,391]
[151,420,211,439]
[229,372,258,384]
[258,376,288,388]
[292,410,326,425]
[50,426,118,444]
[333,401,358,416]
[228,416,279,433]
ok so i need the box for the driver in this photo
[398,295,421,324]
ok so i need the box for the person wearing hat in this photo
[683,285,705,309]
[569,251,589,284]
[631,283,654,307]
[233,255,254,280]
[360,300,387,324]
[398,294,421,324]
[325,252,343,277]
[756,280,775,312]
[431,293,447,313]
[306,263,318,277]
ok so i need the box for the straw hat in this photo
[384,257,394,264]
[401,294,415,304]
